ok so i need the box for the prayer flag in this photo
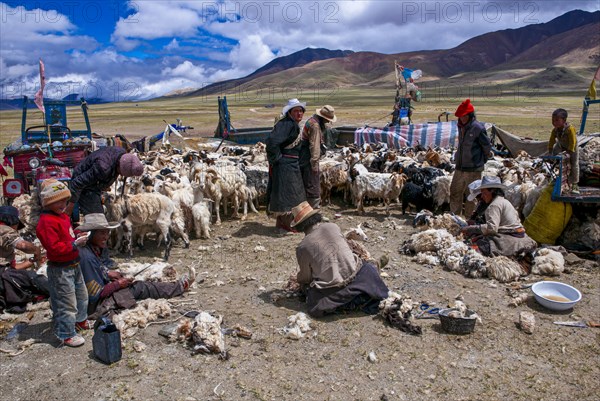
[33,58,45,112]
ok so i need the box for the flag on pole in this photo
[585,64,600,100]
[34,58,45,112]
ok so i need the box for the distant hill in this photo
[187,9,599,97]
[182,48,354,98]
[0,94,107,111]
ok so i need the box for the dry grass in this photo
[1,88,598,150]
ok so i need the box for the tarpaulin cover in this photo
[354,121,459,149]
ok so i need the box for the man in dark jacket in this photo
[67,147,144,216]
[450,99,492,217]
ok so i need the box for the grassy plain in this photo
[1,86,598,150]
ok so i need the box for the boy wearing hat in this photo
[0,206,49,313]
[300,105,337,208]
[548,108,579,194]
[291,201,388,317]
[36,179,90,347]
[450,99,492,217]
[68,147,144,216]
[78,213,194,319]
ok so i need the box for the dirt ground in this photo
[1,201,599,401]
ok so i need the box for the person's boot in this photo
[571,184,580,194]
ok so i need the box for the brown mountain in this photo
[186,9,600,97]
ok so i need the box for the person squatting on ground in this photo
[291,201,389,317]
[450,99,492,217]
[67,147,144,216]
[78,213,194,320]
[300,105,337,209]
[36,179,90,347]
[548,108,580,194]
[0,206,49,313]
[266,99,308,231]
[460,176,537,257]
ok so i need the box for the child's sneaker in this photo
[571,184,580,194]
[75,320,93,332]
[63,335,85,347]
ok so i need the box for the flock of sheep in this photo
[10,137,600,268]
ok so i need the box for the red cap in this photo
[455,99,475,117]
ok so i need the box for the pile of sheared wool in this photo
[401,229,456,253]
[532,248,565,276]
[280,312,313,340]
[112,299,172,338]
[438,240,471,272]
[406,229,526,283]
[170,311,229,356]
[378,291,421,335]
[118,261,177,282]
[579,136,600,175]
[460,249,489,279]
[379,291,416,316]
[487,255,525,283]
[191,312,226,355]
[421,213,463,237]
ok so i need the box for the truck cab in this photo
[2,96,94,199]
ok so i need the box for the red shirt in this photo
[36,211,79,263]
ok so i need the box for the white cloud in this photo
[111,1,202,48]
[2,1,597,101]
[164,39,180,51]
[228,34,276,73]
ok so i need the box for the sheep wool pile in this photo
[402,229,456,253]
[486,255,525,283]
[281,312,313,340]
[112,299,172,339]
[378,292,421,336]
[191,312,226,355]
[532,248,565,276]
[118,261,177,282]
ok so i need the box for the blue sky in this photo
[1,0,598,101]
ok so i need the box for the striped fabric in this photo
[354,121,459,149]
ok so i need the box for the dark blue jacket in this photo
[454,119,492,172]
[69,147,126,204]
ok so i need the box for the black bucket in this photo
[92,317,122,364]
[438,308,477,335]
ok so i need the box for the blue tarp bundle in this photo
[354,121,459,149]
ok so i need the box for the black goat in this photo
[401,181,434,215]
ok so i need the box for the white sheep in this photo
[105,193,177,260]
[351,172,407,215]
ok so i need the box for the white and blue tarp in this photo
[354,121,459,149]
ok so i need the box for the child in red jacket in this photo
[36,179,90,347]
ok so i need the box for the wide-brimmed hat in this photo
[316,105,337,122]
[77,213,120,231]
[467,179,482,202]
[455,98,475,117]
[290,201,319,228]
[0,205,25,230]
[282,98,306,116]
[478,176,506,191]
